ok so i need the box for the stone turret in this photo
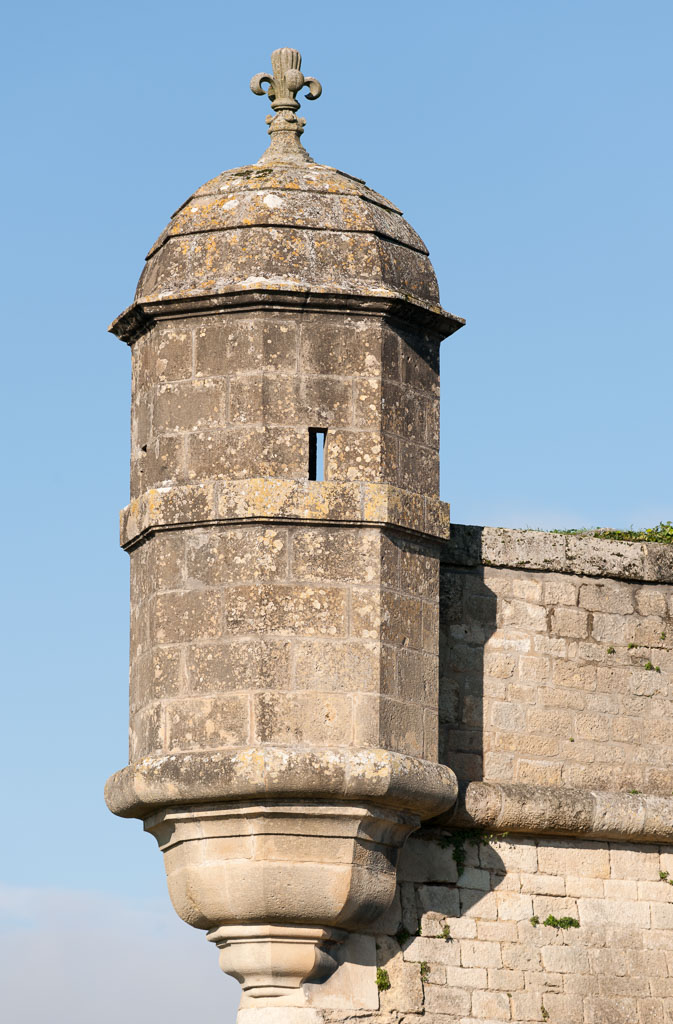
[105,47,464,1012]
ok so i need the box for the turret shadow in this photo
[374,526,504,989]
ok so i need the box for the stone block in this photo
[496,893,533,921]
[544,579,578,606]
[353,378,381,429]
[477,920,519,941]
[154,379,225,432]
[194,315,298,378]
[550,606,589,639]
[224,584,347,636]
[636,588,669,617]
[519,873,565,896]
[293,639,380,693]
[637,999,665,1024]
[537,841,610,879]
[131,647,184,708]
[579,582,635,614]
[186,526,288,585]
[298,316,384,379]
[326,429,388,483]
[381,380,425,441]
[539,993,584,1023]
[291,527,380,584]
[578,897,650,928]
[591,612,632,646]
[131,434,183,493]
[442,965,487,989]
[364,694,424,757]
[509,991,547,1020]
[487,967,524,991]
[540,945,588,974]
[518,655,550,682]
[143,322,193,383]
[400,544,440,600]
[380,592,423,649]
[416,885,460,918]
[584,997,639,1024]
[423,983,471,1015]
[151,589,221,643]
[377,936,423,1014]
[460,890,498,921]
[186,638,292,692]
[399,441,439,493]
[498,599,548,632]
[165,694,250,750]
[188,426,307,479]
[253,692,352,745]
[129,703,163,759]
[460,940,502,968]
[470,989,510,1020]
[610,846,661,881]
[551,660,596,690]
[403,936,459,966]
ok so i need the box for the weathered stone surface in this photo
[439,537,673,798]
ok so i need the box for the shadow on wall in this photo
[439,525,496,787]
[375,830,506,1010]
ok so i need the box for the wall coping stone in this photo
[442,781,673,843]
[443,524,673,583]
[104,746,459,821]
[120,480,451,550]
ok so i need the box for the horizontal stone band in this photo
[443,781,673,844]
[110,285,465,345]
[120,480,451,550]
[104,746,459,821]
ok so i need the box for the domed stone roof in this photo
[112,47,462,343]
[136,161,439,306]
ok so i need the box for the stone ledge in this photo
[104,746,458,822]
[441,781,673,843]
[110,285,465,345]
[120,480,450,550]
[444,524,673,583]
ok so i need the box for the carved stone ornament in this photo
[250,47,322,164]
[145,800,422,1005]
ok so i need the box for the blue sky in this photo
[1,1,671,1020]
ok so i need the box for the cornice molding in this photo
[120,479,451,550]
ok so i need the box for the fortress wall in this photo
[368,830,673,1024]
[350,529,673,1024]
[439,527,673,794]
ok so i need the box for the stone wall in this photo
[128,523,440,762]
[340,527,673,1024]
[439,527,673,794]
[130,311,440,497]
[368,829,673,1024]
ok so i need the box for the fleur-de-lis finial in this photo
[250,48,322,165]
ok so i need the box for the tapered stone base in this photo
[208,924,346,1005]
[144,799,421,1001]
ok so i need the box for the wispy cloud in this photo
[0,884,240,1024]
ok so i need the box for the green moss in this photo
[438,828,506,876]
[552,522,673,543]
[376,967,391,992]
[419,961,430,983]
[543,914,580,929]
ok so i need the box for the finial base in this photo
[256,111,314,166]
